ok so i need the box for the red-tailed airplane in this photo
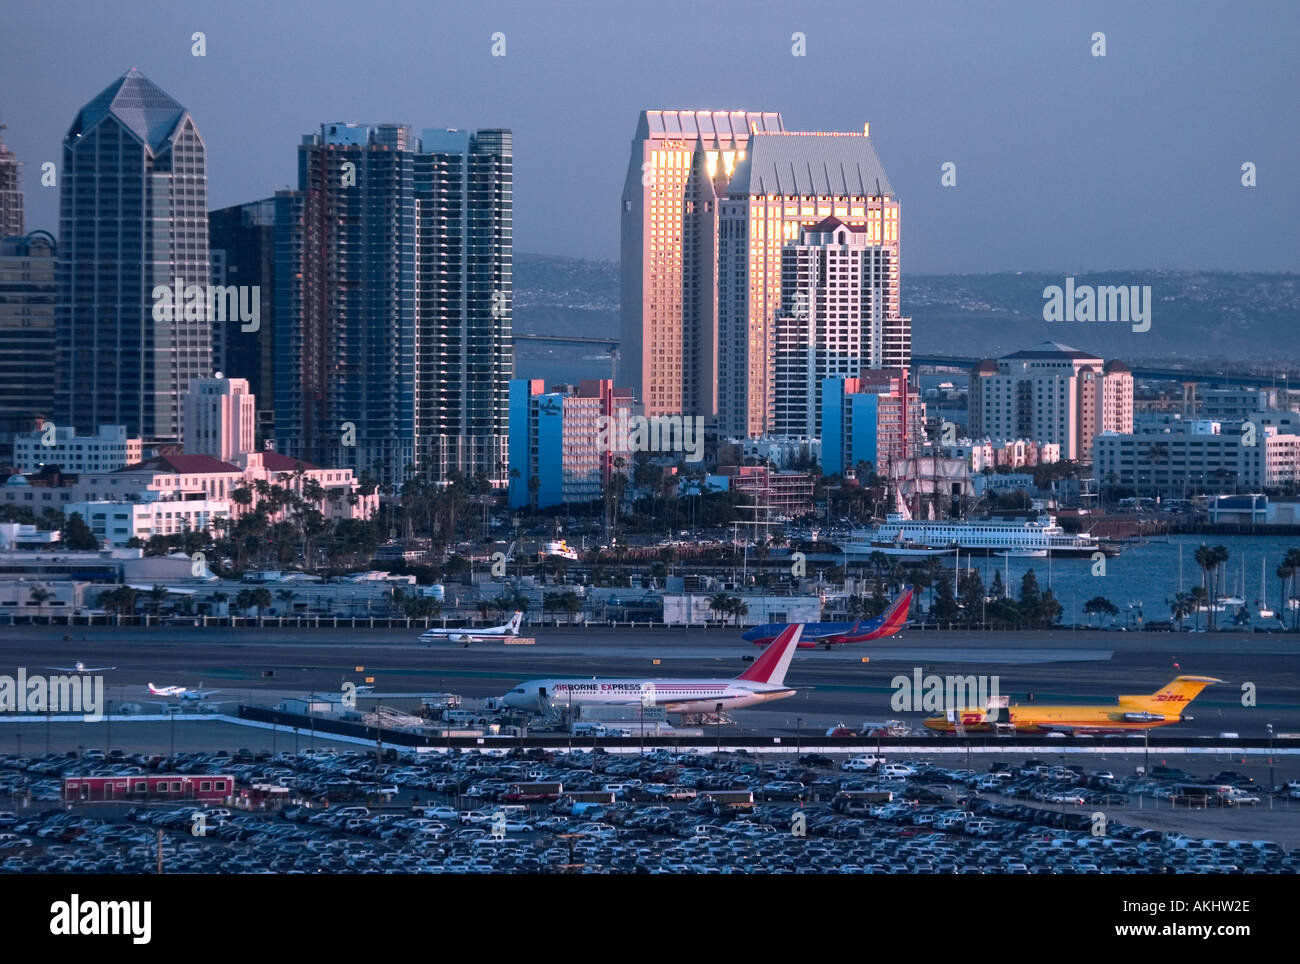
[743,587,913,649]
[503,624,804,714]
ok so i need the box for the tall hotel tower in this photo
[620,110,783,420]
[719,128,904,437]
[55,70,211,445]
[276,124,512,485]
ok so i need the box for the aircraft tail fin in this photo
[1120,675,1223,712]
[507,611,523,635]
[737,624,803,686]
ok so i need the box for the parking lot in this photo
[3,746,1299,874]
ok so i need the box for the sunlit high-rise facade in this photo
[719,128,902,437]
[620,109,783,421]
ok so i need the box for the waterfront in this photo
[925,533,1300,628]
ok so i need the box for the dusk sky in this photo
[2,0,1296,273]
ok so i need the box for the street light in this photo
[1267,723,1275,788]
[796,717,803,756]
[715,703,723,753]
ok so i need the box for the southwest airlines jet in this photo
[743,587,913,648]
[503,624,804,715]
[923,675,1223,734]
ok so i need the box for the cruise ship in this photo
[837,514,1116,560]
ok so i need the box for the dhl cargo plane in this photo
[923,675,1223,734]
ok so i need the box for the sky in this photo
[1,0,1297,273]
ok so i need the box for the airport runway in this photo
[2,625,1297,737]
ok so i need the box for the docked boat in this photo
[837,513,1116,560]
[539,540,579,562]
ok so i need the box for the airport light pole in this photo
[715,703,723,753]
[796,717,803,756]
[1267,723,1275,788]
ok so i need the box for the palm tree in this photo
[276,588,297,617]
[709,592,733,626]
[148,585,169,621]
[1168,591,1194,631]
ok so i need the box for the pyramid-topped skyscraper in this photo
[55,69,210,444]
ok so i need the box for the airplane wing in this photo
[46,665,115,673]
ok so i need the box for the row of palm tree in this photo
[708,593,749,626]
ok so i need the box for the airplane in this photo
[923,675,1224,734]
[743,587,913,649]
[503,624,805,715]
[147,682,221,702]
[45,661,115,674]
[420,611,523,644]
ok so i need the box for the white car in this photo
[841,755,884,772]
[880,763,916,778]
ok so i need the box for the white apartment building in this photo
[11,423,141,473]
[1093,421,1300,494]
[772,217,909,437]
[65,498,232,548]
[968,342,1132,461]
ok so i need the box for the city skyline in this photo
[1,0,1296,274]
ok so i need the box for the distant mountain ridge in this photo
[513,254,1300,364]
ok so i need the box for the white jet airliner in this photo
[421,611,523,644]
[45,661,115,674]
[502,624,804,715]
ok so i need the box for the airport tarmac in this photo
[1,625,1297,736]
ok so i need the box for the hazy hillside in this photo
[513,255,1300,365]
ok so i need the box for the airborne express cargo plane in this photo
[743,587,913,648]
[503,624,804,715]
[421,611,523,643]
[923,675,1223,734]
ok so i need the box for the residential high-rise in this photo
[773,217,910,437]
[209,198,276,444]
[54,69,211,446]
[820,371,924,477]
[968,342,1133,462]
[719,127,902,437]
[620,109,783,421]
[184,375,256,462]
[276,124,512,485]
[0,122,23,239]
[508,378,636,510]
[0,231,55,444]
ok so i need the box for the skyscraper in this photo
[0,122,23,239]
[0,231,55,444]
[55,69,211,445]
[275,124,512,486]
[184,375,256,463]
[620,109,783,421]
[772,217,910,437]
[719,128,903,437]
[209,198,276,444]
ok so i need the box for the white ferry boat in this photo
[837,513,1114,560]
[539,540,580,562]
